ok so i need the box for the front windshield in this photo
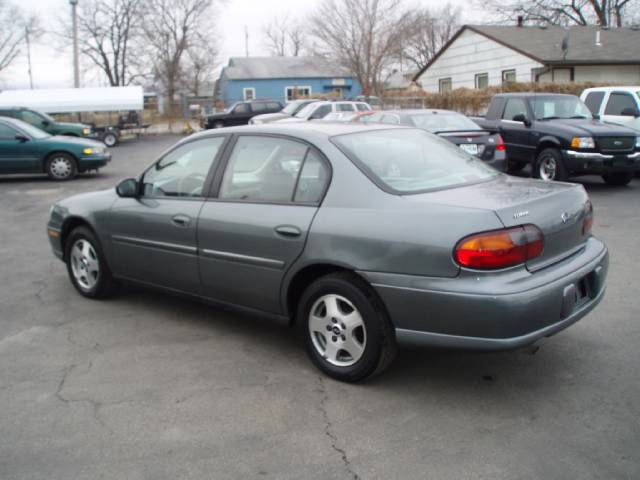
[283,101,304,115]
[294,103,318,119]
[531,96,593,120]
[332,129,498,194]
[410,112,481,132]
[16,121,50,139]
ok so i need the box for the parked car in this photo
[47,123,607,382]
[474,93,640,184]
[277,101,372,123]
[249,99,319,125]
[581,86,640,132]
[355,95,384,110]
[317,111,375,123]
[0,106,94,138]
[203,99,284,129]
[0,117,110,180]
[361,109,507,171]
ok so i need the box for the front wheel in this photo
[298,273,397,382]
[65,226,116,299]
[602,172,633,186]
[46,153,77,180]
[534,148,568,182]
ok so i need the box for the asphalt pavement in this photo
[0,134,638,479]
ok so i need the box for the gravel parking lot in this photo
[1,134,639,480]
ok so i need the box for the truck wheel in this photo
[46,153,77,180]
[103,132,118,147]
[298,272,397,383]
[602,172,633,186]
[534,148,568,182]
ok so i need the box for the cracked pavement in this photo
[1,135,639,479]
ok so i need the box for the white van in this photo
[581,87,640,132]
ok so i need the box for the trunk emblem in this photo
[561,212,572,224]
[513,211,529,219]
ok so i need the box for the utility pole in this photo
[244,25,249,57]
[70,0,80,88]
[25,26,33,89]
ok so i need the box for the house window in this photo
[285,86,312,101]
[243,87,255,101]
[439,78,452,93]
[502,69,516,84]
[475,73,489,89]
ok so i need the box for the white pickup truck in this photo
[581,87,640,132]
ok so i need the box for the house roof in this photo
[415,24,640,80]
[384,70,417,90]
[222,56,352,80]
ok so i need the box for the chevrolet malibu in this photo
[47,124,608,382]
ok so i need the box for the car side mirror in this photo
[42,120,50,127]
[512,113,531,127]
[620,107,640,118]
[15,134,28,142]
[116,178,139,198]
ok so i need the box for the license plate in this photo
[460,144,478,155]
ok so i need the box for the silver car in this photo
[47,123,608,382]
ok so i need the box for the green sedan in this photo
[0,117,110,180]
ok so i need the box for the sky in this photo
[0,0,485,90]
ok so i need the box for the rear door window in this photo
[605,92,637,115]
[219,136,308,202]
[294,150,330,204]
[336,103,355,112]
[502,98,527,121]
[583,91,605,114]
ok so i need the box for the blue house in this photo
[217,56,362,107]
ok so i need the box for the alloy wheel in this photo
[70,239,100,291]
[538,155,557,181]
[308,294,367,367]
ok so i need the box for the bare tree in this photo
[483,0,636,27]
[0,0,38,72]
[264,15,305,56]
[183,37,218,97]
[143,0,217,109]
[309,0,413,95]
[72,0,143,86]
[402,3,461,72]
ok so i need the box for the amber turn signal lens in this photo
[454,225,544,269]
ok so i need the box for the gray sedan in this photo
[47,123,608,382]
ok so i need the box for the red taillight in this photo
[583,201,593,235]
[454,225,544,269]
[495,134,506,151]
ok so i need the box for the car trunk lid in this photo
[407,175,590,271]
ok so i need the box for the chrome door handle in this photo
[274,225,301,238]
[172,214,191,227]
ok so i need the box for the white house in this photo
[415,24,640,93]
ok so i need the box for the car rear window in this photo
[331,129,498,194]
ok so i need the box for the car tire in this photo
[298,272,397,382]
[65,226,116,299]
[46,153,77,181]
[602,172,634,186]
[213,121,225,129]
[103,132,118,147]
[534,148,568,182]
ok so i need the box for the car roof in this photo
[494,92,577,98]
[382,109,462,115]
[582,86,640,92]
[0,116,30,127]
[189,121,405,141]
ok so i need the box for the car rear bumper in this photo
[563,150,640,173]
[360,237,608,350]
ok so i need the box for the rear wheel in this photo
[298,272,397,382]
[602,172,633,186]
[46,153,77,180]
[534,148,568,182]
[65,226,116,299]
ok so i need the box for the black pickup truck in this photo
[474,93,640,185]
[203,99,283,129]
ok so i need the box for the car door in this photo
[499,98,535,162]
[229,103,252,125]
[602,91,640,132]
[108,135,228,293]
[197,134,331,314]
[0,122,41,173]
